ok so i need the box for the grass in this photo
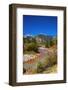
[28,64,57,74]
[24,51,37,54]
[23,45,57,74]
[43,64,57,74]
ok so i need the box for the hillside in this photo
[23,34,55,43]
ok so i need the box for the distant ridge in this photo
[23,34,56,43]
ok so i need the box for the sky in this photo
[23,15,57,36]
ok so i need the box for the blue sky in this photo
[23,15,57,36]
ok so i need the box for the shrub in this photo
[44,50,57,68]
[45,41,50,48]
[37,62,44,73]
[26,42,39,53]
[23,68,26,74]
[45,38,57,48]
[31,69,37,74]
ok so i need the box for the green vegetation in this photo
[23,68,26,73]
[37,62,44,73]
[36,49,57,73]
[24,42,38,53]
[43,64,57,74]
[45,37,57,48]
[44,50,57,67]
[24,35,57,53]
[23,35,57,74]
[23,36,39,53]
[23,49,57,74]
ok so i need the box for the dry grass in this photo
[23,46,57,74]
[43,64,57,74]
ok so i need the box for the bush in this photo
[23,68,26,74]
[45,41,50,48]
[36,49,57,73]
[37,62,45,73]
[44,50,57,68]
[45,38,57,48]
[25,42,39,53]
[31,69,37,74]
